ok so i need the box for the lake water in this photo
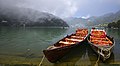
[0,27,120,66]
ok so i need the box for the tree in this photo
[108,20,120,28]
[116,20,120,28]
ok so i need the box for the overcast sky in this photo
[0,0,120,18]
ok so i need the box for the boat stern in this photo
[98,47,112,61]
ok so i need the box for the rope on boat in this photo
[39,47,50,66]
[39,55,45,66]
[94,50,100,66]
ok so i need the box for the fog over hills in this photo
[64,17,88,28]
[0,1,69,27]
[0,0,119,27]
[87,10,120,26]
[64,10,120,27]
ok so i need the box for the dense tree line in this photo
[108,20,120,28]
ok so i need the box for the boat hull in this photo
[43,29,88,63]
[89,42,113,61]
[43,43,80,63]
[87,34,115,61]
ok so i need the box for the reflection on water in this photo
[0,27,120,66]
[106,29,120,63]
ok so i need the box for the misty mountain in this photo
[0,6,69,27]
[64,10,120,27]
[64,17,88,28]
[87,10,120,26]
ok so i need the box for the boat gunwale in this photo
[87,34,115,50]
[45,33,87,51]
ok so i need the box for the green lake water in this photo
[0,27,120,66]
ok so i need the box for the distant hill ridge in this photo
[87,10,120,25]
[64,10,120,27]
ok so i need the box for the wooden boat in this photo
[43,28,88,63]
[87,28,115,61]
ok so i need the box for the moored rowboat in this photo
[43,28,88,63]
[87,28,115,61]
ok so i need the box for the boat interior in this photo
[89,29,113,46]
[52,29,88,48]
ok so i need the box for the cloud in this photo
[0,0,120,18]
[81,15,90,19]
[16,0,78,18]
